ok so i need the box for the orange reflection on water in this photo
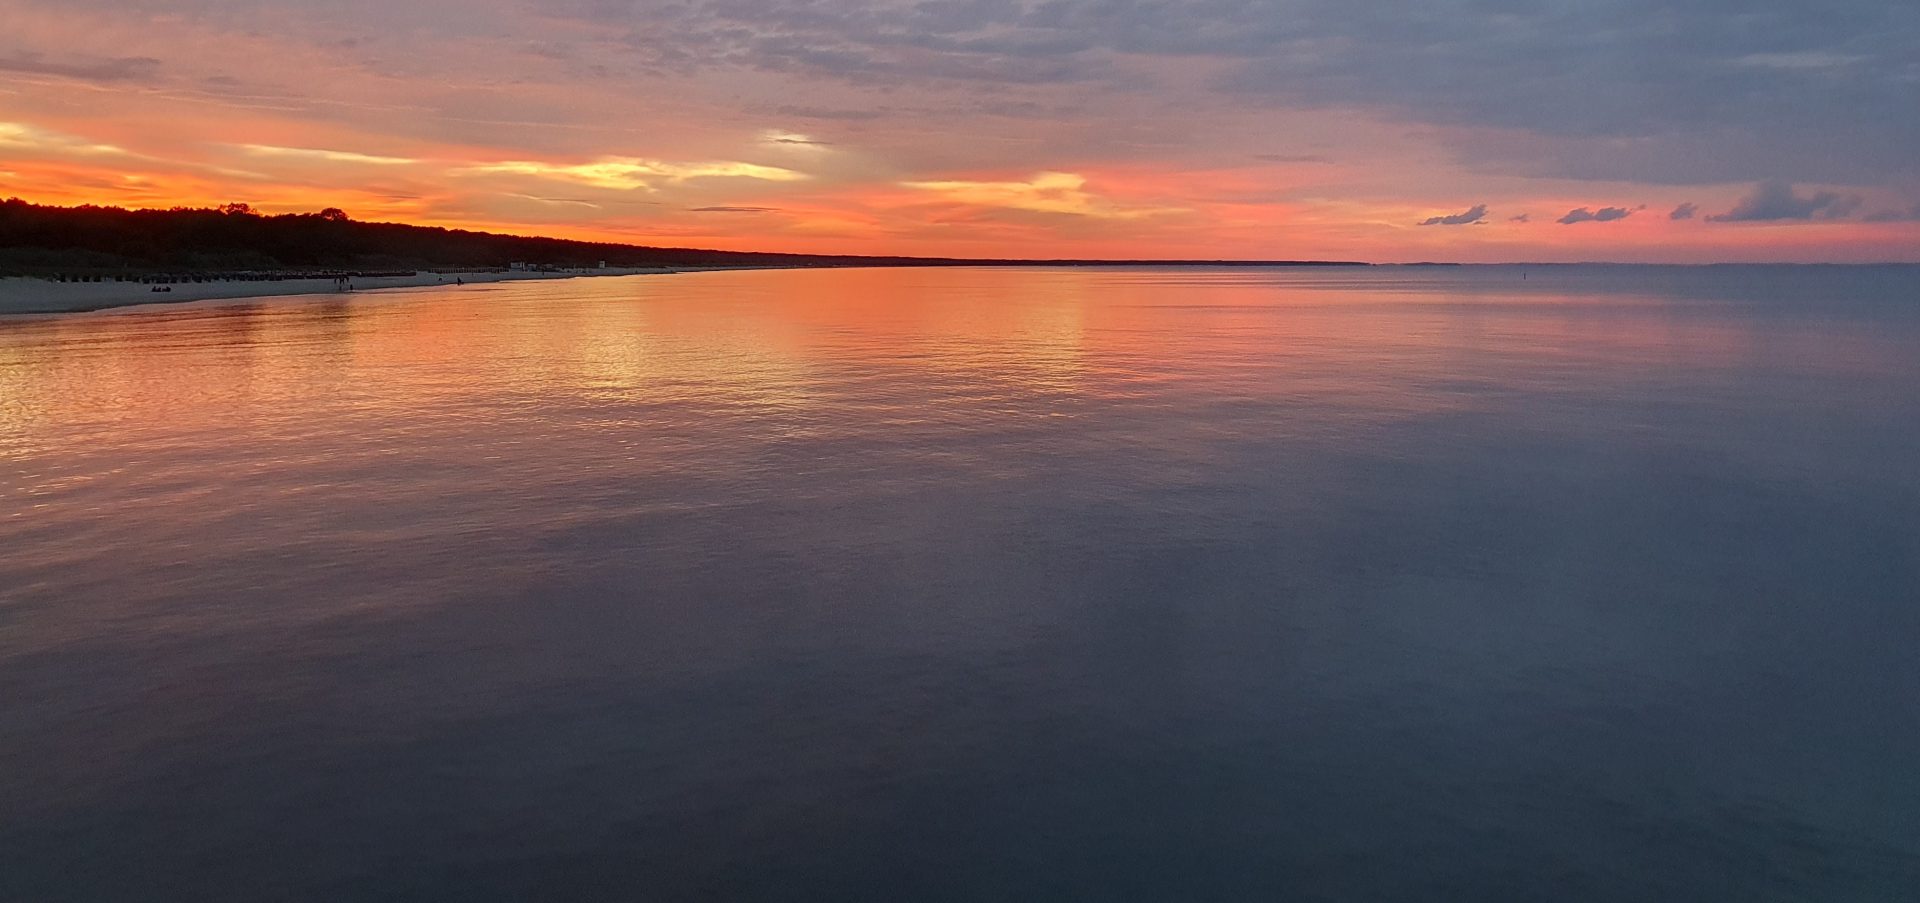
[4,264,1918,652]
[9,265,1913,475]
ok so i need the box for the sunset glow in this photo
[2,1,1916,261]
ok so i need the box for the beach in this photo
[0,267,679,316]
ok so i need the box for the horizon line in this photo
[5,197,1915,269]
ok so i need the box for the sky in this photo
[1,0,1916,262]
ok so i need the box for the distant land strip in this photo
[0,198,1368,277]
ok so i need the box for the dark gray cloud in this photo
[1559,206,1634,225]
[647,1,1898,184]
[1670,202,1698,220]
[1861,203,1920,223]
[543,0,1117,86]
[22,0,1919,189]
[1709,181,1864,221]
[0,52,161,82]
[1418,204,1487,226]
[1210,1,1919,183]
[1509,213,1530,223]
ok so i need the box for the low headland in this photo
[0,198,1368,316]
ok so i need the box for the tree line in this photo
[0,199,906,275]
[0,198,1366,276]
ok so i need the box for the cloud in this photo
[1708,181,1864,222]
[9,0,1918,194]
[1418,204,1488,226]
[1509,213,1531,223]
[763,130,829,147]
[461,157,809,191]
[0,52,160,83]
[13,0,1920,196]
[1213,3,1920,183]
[1559,206,1634,225]
[902,171,1178,219]
[0,121,126,157]
[770,105,888,122]
[1735,51,1866,71]
[239,144,417,166]
[505,194,603,209]
[1862,203,1920,223]
[656,0,1919,184]
[6,0,1917,259]
[689,206,778,213]
[1670,202,1698,220]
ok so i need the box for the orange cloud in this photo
[0,121,129,158]
[458,158,810,192]
[901,172,1184,220]
[237,144,419,166]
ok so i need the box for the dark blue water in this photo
[3,266,1917,901]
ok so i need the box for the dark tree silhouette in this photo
[0,198,1364,276]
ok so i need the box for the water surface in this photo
[3,266,1918,900]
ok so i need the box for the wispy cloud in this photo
[506,193,603,209]
[461,157,809,191]
[0,52,160,83]
[903,171,1178,219]
[239,144,417,166]
[1253,153,1333,164]
[763,130,829,147]
[0,121,126,156]
[1670,202,1698,220]
[1734,51,1864,71]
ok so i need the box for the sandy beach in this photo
[0,267,680,316]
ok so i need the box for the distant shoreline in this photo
[10,260,1916,319]
[0,267,690,316]
[0,260,1380,317]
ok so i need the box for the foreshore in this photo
[0,267,684,316]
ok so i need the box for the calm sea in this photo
[3,266,1917,901]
